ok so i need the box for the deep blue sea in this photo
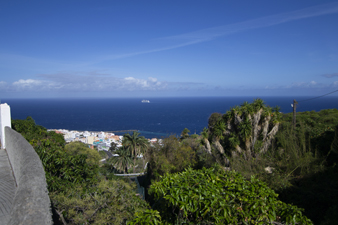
[2,96,338,138]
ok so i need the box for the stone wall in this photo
[5,127,52,225]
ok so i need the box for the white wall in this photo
[0,103,12,148]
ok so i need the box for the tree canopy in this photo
[12,117,150,224]
[123,131,149,173]
[136,167,312,224]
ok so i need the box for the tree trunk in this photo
[235,145,242,154]
[262,115,271,140]
[204,138,212,154]
[56,209,68,225]
[125,165,128,174]
[213,138,224,154]
[234,113,242,126]
[245,138,251,152]
[251,109,263,151]
[133,144,137,173]
[133,157,136,173]
[260,123,279,154]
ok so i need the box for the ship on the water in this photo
[141,100,150,103]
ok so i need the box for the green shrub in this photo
[146,167,312,224]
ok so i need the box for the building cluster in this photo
[48,129,159,151]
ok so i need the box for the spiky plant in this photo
[211,99,281,161]
[212,120,226,154]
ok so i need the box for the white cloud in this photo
[3,73,338,97]
[13,79,42,87]
[287,81,322,88]
[5,73,172,92]
[121,77,165,90]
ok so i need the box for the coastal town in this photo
[48,129,160,151]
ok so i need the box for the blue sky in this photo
[1,0,338,98]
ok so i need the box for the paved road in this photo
[103,150,113,158]
[0,149,16,225]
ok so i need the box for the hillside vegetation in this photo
[11,100,338,224]
[12,117,150,225]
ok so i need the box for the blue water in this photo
[2,96,338,138]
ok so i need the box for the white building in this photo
[98,132,105,139]
[0,103,11,149]
[83,131,90,137]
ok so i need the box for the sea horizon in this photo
[3,96,337,138]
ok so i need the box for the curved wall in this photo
[5,127,52,225]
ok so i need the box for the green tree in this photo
[12,118,99,192]
[12,118,150,224]
[123,132,149,173]
[220,98,281,160]
[145,167,312,225]
[208,112,222,129]
[128,209,162,225]
[51,179,149,225]
[180,128,190,140]
[65,141,101,167]
[147,136,197,181]
[109,146,133,174]
[109,142,118,152]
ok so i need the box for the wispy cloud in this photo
[104,40,202,60]
[108,2,338,60]
[0,72,206,93]
[322,73,338,78]
[265,80,338,90]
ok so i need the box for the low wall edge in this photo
[5,126,52,225]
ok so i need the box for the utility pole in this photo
[292,99,298,128]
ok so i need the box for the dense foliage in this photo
[145,100,338,224]
[12,117,99,192]
[11,103,338,224]
[65,141,101,167]
[123,131,149,173]
[146,135,204,181]
[281,108,338,159]
[108,146,133,174]
[203,102,338,224]
[51,179,148,225]
[137,167,312,224]
[12,117,149,224]
[207,99,281,163]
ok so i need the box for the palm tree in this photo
[109,146,133,174]
[181,128,190,140]
[123,131,149,173]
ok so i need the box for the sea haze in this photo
[3,96,338,138]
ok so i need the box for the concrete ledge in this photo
[5,127,52,225]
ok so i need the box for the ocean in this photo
[2,96,338,138]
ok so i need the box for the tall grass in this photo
[230,122,326,191]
